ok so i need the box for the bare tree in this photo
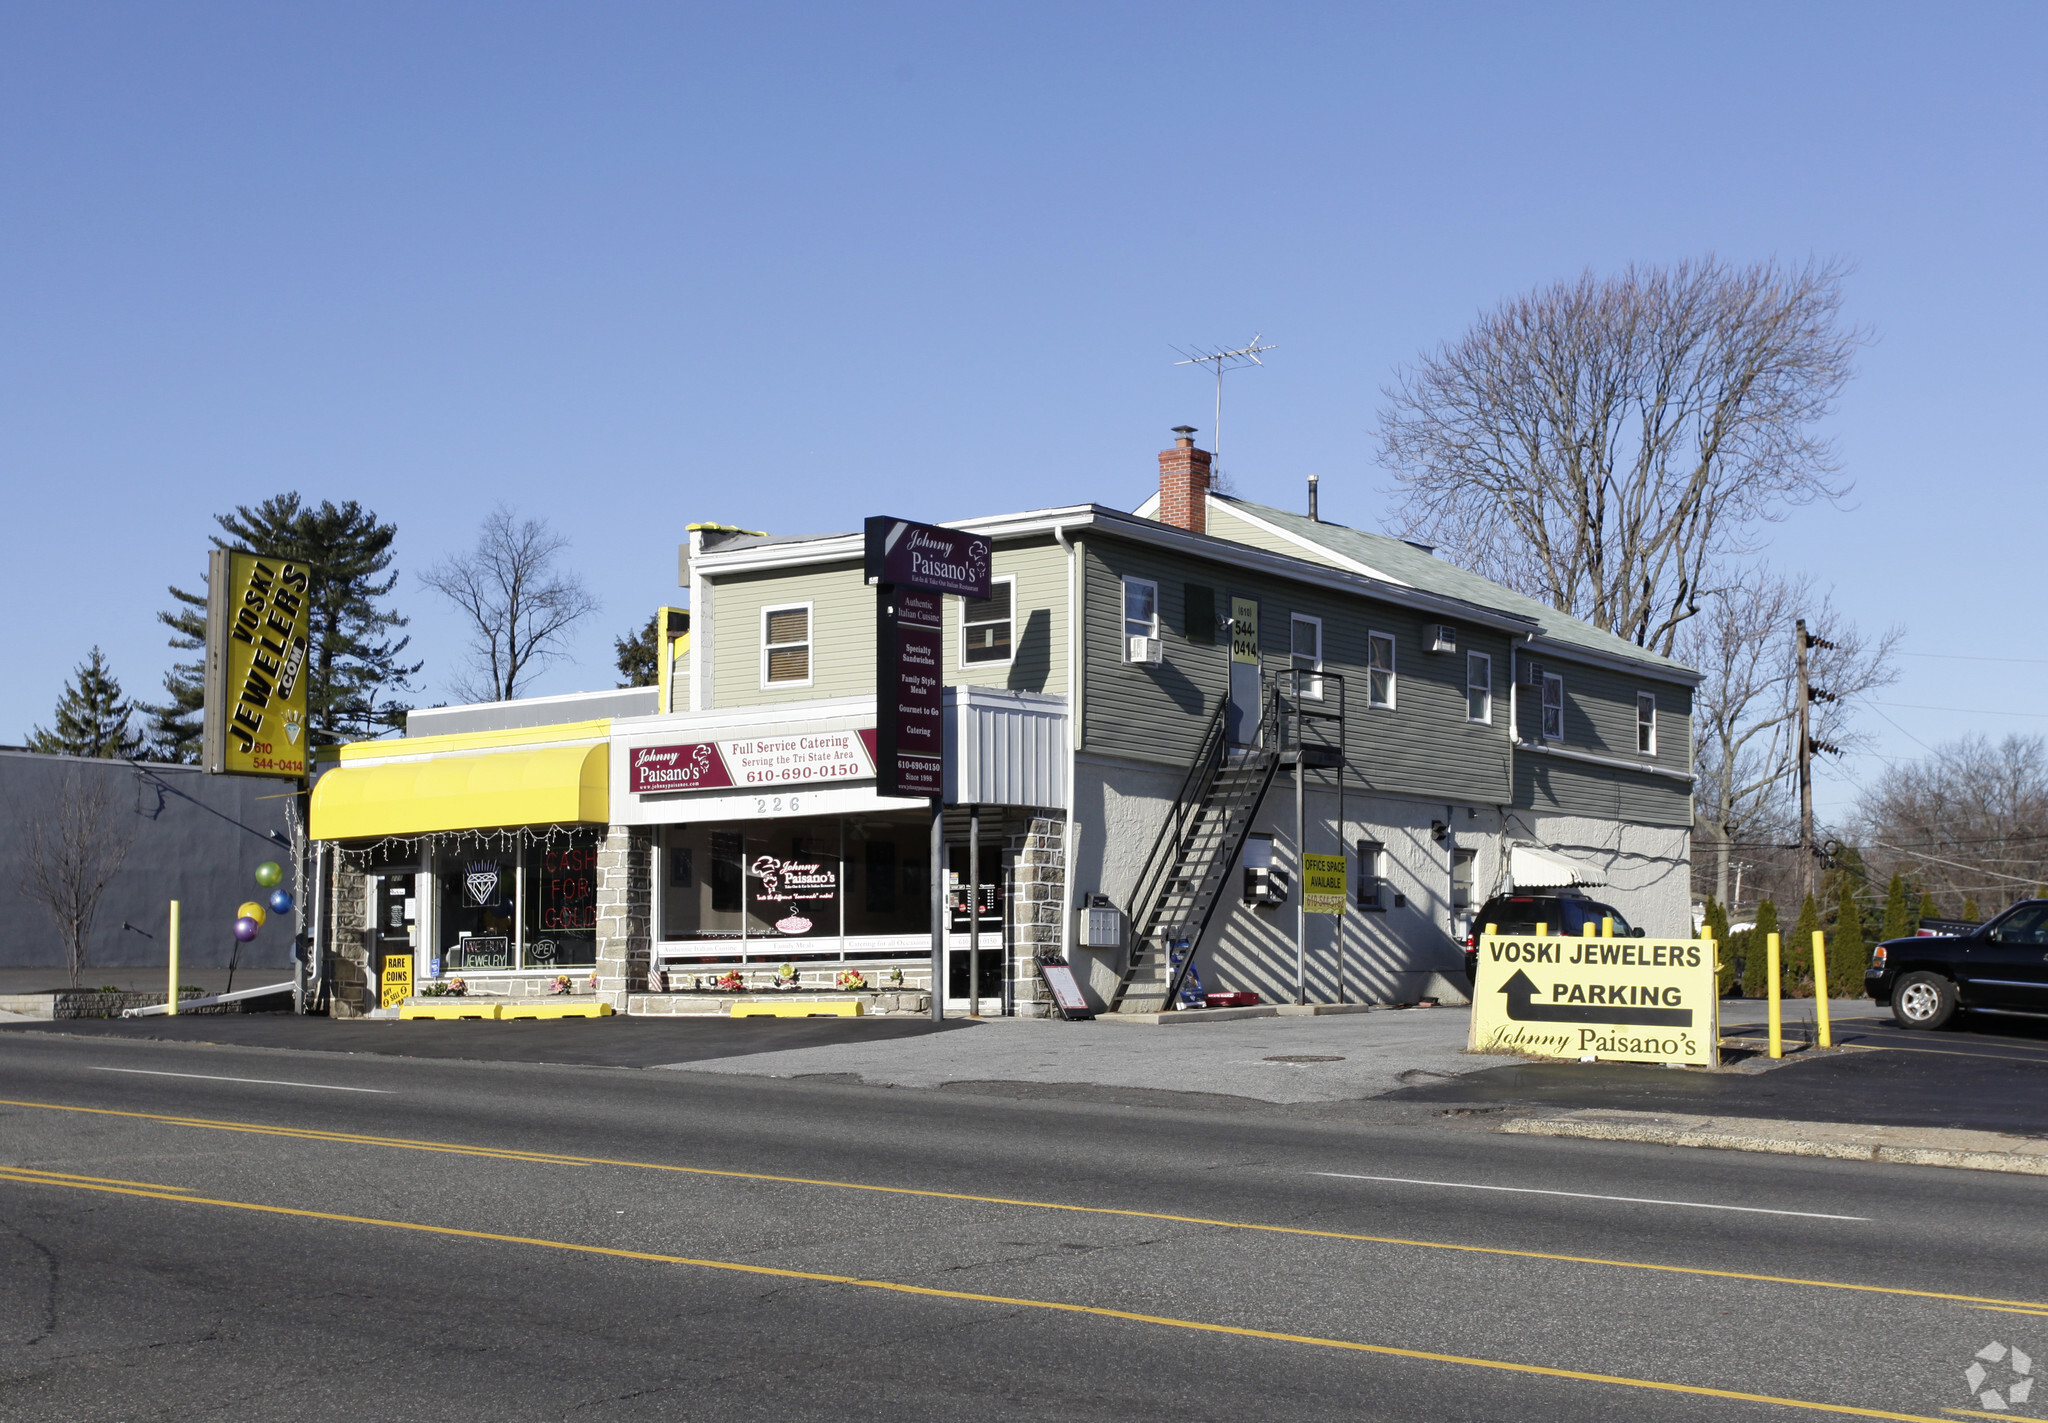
[1684,568,1899,911]
[1853,735,2048,915]
[19,766,140,986]
[1379,257,1866,655]
[420,507,599,703]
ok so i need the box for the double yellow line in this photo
[0,1162,1983,1423]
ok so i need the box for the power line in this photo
[1871,700,2048,720]
[1898,651,2048,666]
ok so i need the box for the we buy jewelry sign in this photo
[630,731,877,795]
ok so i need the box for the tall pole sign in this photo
[203,548,313,779]
[865,516,991,1024]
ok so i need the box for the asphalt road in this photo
[2,1028,2045,1422]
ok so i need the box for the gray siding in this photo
[1082,536,1516,805]
[1512,755,1693,828]
[1514,651,1693,778]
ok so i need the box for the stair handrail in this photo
[1121,696,1231,949]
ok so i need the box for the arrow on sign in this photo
[1498,970,1692,1028]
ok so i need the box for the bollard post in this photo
[1812,930,1832,1047]
[1602,916,1614,938]
[1766,932,1782,1058]
[168,900,181,1016]
[1535,922,1548,937]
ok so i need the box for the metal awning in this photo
[1509,844,1606,889]
[310,743,609,841]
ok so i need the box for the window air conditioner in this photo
[1127,635,1163,665]
[1243,865,1289,906]
[1429,625,1457,654]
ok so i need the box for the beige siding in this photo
[707,537,1070,709]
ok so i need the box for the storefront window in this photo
[844,818,929,942]
[662,824,747,944]
[525,832,599,969]
[439,852,518,970]
[746,819,843,961]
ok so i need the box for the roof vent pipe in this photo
[1307,474,1319,523]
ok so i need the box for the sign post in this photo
[865,517,992,1022]
[1467,930,1719,1066]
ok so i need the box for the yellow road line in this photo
[0,1169,1970,1423]
[5,1094,2044,1312]
[0,1165,193,1192]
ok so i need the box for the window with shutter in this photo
[763,605,812,686]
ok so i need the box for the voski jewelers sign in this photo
[630,731,878,795]
[865,516,991,798]
[1467,932,1719,1066]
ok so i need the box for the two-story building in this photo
[308,431,1696,1017]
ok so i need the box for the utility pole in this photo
[1795,618,1840,904]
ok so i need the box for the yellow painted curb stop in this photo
[731,1000,863,1018]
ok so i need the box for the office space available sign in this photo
[1467,934,1719,1066]
[1302,854,1347,914]
[630,731,876,794]
[203,548,313,778]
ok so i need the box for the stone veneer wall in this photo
[595,824,654,1009]
[328,856,371,1018]
[1006,815,1065,1017]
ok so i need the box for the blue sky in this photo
[4,3,2043,825]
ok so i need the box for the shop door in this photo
[947,844,1004,1010]
[1227,595,1262,746]
[371,874,416,982]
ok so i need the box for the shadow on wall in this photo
[1,753,297,971]
[1009,609,1052,693]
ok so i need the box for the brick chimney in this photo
[1158,426,1211,534]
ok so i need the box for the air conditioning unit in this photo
[1243,865,1290,906]
[1429,625,1457,654]
[1127,635,1163,665]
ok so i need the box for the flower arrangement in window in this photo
[714,970,746,993]
[836,969,869,991]
[888,967,905,987]
[547,975,573,995]
[419,977,469,998]
[587,970,600,993]
[772,963,800,989]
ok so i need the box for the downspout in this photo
[1054,522,1082,962]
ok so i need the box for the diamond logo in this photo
[465,866,500,905]
[1964,1341,2033,1411]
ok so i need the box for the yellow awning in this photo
[311,743,609,841]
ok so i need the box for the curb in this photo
[1500,1109,2048,1176]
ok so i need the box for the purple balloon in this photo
[233,916,260,942]
[269,889,295,915]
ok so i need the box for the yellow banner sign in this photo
[1467,933,1719,1066]
[381,954,413,1010]
[205,549,312,778]
[1303,853,1346,914]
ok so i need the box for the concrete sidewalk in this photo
[668,1005,1516,1104]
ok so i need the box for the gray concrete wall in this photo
[0,751,297,973]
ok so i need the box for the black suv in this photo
[1867,899,2048,1029]
[1463,893,1639,982]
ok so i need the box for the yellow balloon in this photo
[237,901,268,927]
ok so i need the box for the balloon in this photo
[255,861,283,888]
[237,900,267,927]
[268,889,295,915]
[233,916,260,942]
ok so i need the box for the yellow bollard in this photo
[1766,932,1782,1058]
[1484,922,1497,936]
[1535,922,1548,937]
[168,900,181,1016]
[1602,916,1614,938]
[1812,930,1832,1047]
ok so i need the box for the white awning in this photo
[1509,844,1606,889]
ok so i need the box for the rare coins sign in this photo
[1467,932,1719,1066]
[203,548,313,778]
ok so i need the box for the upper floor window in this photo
[1123,577,1159,662]
[1541,672,1564,741]
[762,604,812,686]
[1637,692,1657,755]
[1367,632,1396,709]
[1466,651,1492,724]
[1290,614,1323,700]
[1355,840,1385,910]
[961,577,1014,666]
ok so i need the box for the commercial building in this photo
[308,433,1696,1016]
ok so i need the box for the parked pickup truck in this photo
[1867,900,2048,1029]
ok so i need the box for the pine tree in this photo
[1880,873,1911,943]
[1917,890,1937,927]
[144,495,420,754]
[615,614,659,688]
[1830,877,1868,998]
[1741,899,1780,997]
[1702,897,1734,994]
[29,649,146,758]
[1963,896,1981,922]
[1788,894,1821,996]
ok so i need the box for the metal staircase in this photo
[1109,687,1284,1014]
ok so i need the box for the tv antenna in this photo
[1172,334,1275,466]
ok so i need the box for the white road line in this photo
[1312,1172,1869,1221]
[88,1067,390,1094]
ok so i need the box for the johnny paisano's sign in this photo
[865,516,992,798]
[1468,933,1719,1067]
[203,548,312,778]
